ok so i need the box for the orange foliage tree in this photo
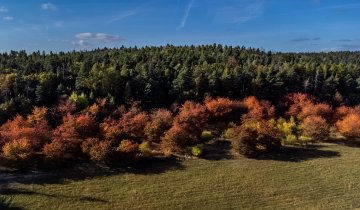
[231,119,281,157]
[144,109,173,142]
[161,101,209,154]
[242,96,275,121]
[301,115,330,142]
[0,107,50,149]
[336,113,360,138]
[285,93,333,121]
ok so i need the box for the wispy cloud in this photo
[73,33,121,48]
[76,33,93,39]
[0,6,8,12]
[75,32,120,42]
[95,33,120,42]
[177,0,194,30]
[3,16,13,21]
[41,3,57,11]
[215,1,264,24]
[109,10,138,23]
[72,40,92,48]
[332,39,352,42]
[291,37,320,42]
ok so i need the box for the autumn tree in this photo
[242,96,275,121]
[301,115,330,142]
[336,113,360,138]
[161,101,208,154]
[81,138,113,163]
[231,119,281,157]
[144,109,173,142]
[204,96,245,123]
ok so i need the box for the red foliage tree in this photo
[285,93,333,121]
[144,109,173,142]
[231,119,281,157]
[0,107,51,149]
[242,96,275,121]
[160,101,208,154]
[301,115,330,142]
[336,113,360,138]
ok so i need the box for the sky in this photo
[0,0,360,53]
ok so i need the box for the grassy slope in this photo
[2,143,360,210]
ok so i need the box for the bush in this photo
[201,131,213,141]
[82,138,113,163]
[301,115,330,142]
[117,140,139,156]
[277,117,301,145]
[336,113,360,138]
[43,140,70,161]
[139,141,152,157]
[242,96,275,121]
[144,109,173,142]
[191,145,203,157]
[231,119,281,157]
[161,101,209,154]
[2,138,33,161]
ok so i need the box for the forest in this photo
[1,45,360,167]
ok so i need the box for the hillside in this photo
[2,142,360,210]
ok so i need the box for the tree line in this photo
[1,45,360,167]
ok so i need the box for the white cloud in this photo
[95,33,120,42]
[72,40,92,48]
[41,3,57,11]
[75,32,120,42]
[75,32,93,39]
[3,16,13,21]
[0,6,8,12]
[177,0,194,30]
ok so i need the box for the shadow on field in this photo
[255,145,341,162]
[0,197,24,210]
[327,138,360,148]
[0,157,184,186]
[202,140,233,161]
[0,187,107,203]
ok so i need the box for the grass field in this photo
[1,142,360,210]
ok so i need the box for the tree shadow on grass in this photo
[0,157,184,186]
[0,197,24,210]
[0,187,107,203]
[327,137,360,148]
[202,139,233,161]
[254,145,341,162]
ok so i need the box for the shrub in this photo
[204,97,244,122]
[277,117,301,145]
[101,108,149,141]
[144,109,173,142]
[191,144,203,157]
[139,141,152,157]
[336,113,360,138]
[0,112,50,150]
[231,119,281,157]
[117,140,139,156]
[2,138,33,161]
[175,101,209,129]
[89,141,113,163]
[43,140,71,161]
[301,115,330,142]
[201,131,213,141]
[242,96,275,121]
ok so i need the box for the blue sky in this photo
[0,0,359,52]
